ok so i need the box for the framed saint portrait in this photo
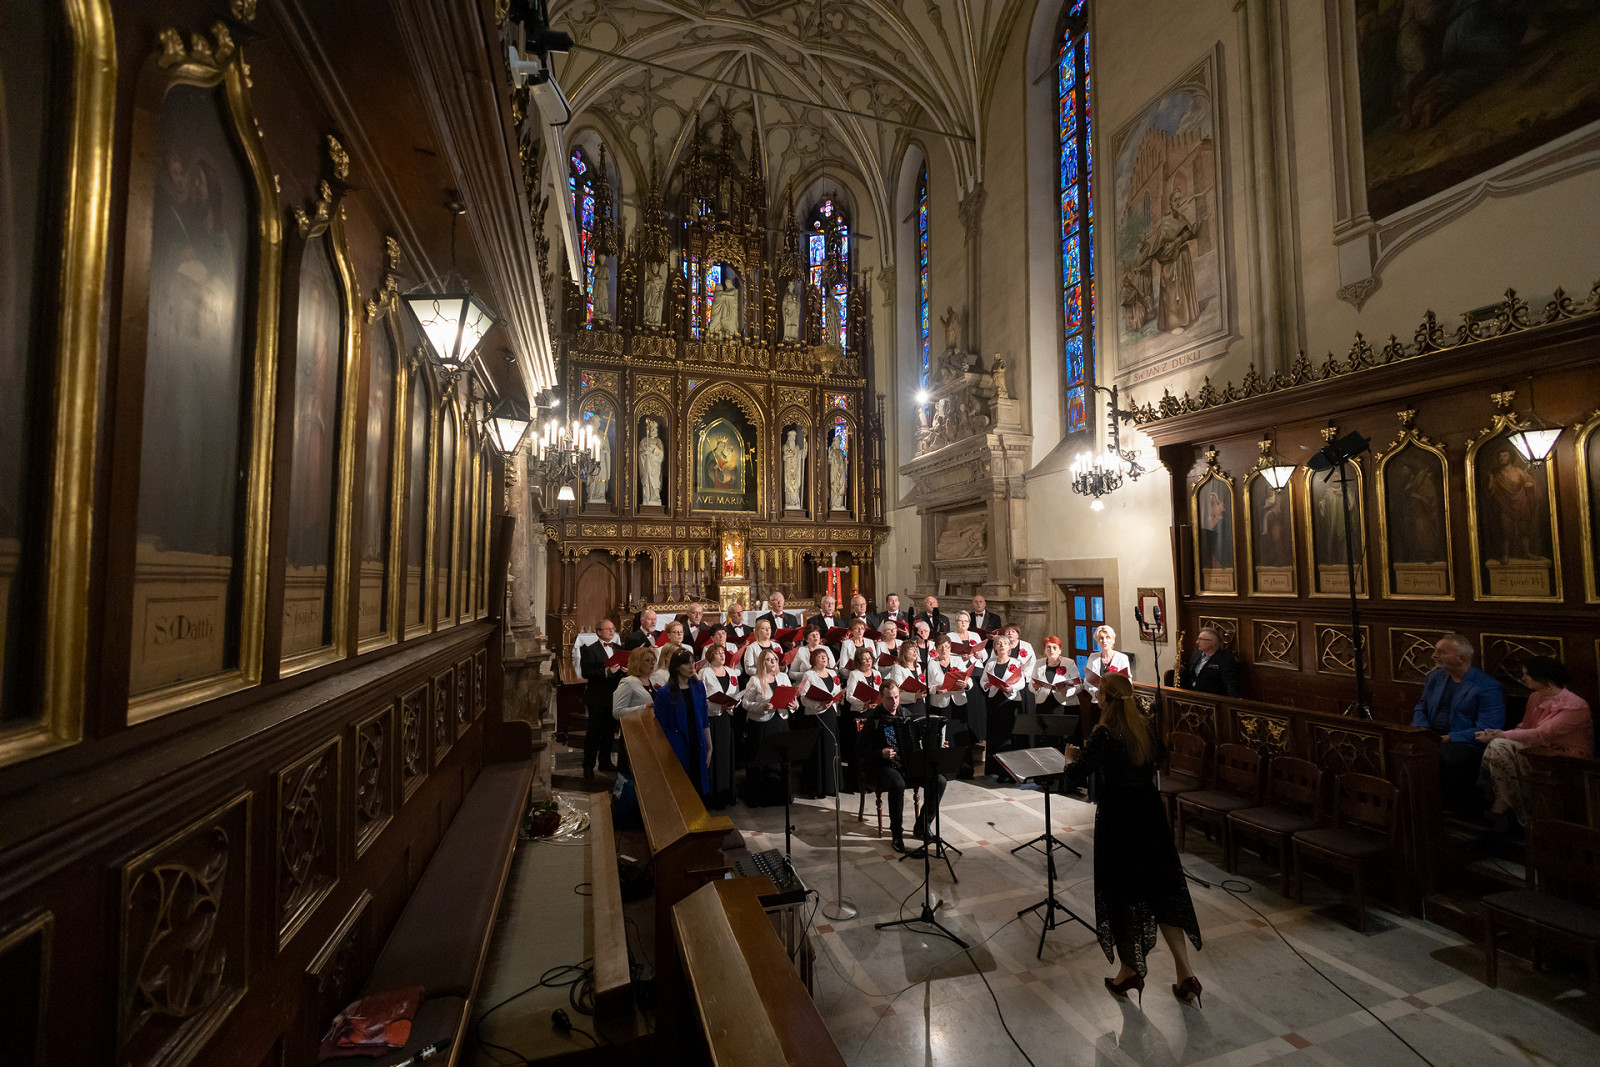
[1245,471,1296,596]
[403,366,432,635]
[1189,460,1236,596]
[1303,457,1367,598]
[691,394,759,512]
[1467,424,1561,601]
[1376,425,1453,600]
[1577,410,1600,603]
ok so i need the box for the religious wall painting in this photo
[1375,415,1453,600]
[126,30,281,713]
[690,392,759,513]
[358,317,401,644]
[1577,409,1600,603]
[636,412,668,512]
[1245,471,1297,596]
[1189,455,1236,595]
[1351,1,1600,220]
[1109,49,1229,376]
[1467,406,1561,601]
[826,413,852,516]
[434,400,459,627]
[579,395,616,510]
[282,233,349,662]
[403,365,432,633]
[1303,454,1368,597]
[779,415,809,515]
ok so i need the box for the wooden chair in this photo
[1482,820,1600,990]
[851,718,920,835]
[1227,756,1323,894]
[1176,743,1265,856]
[1159,731,1208,826]
[1291,772,1400,931]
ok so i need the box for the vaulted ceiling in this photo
[548,0,1028,259]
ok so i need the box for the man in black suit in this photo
[1178,626,1241,697]
[721,601,750,644]
[868,592,907,634]
[622,608,658,651]
[970,594,1003,634]
[806,594,841,634]
[579,620,627,774]
[914,594,950,637]
[681,601,707,648]
[848,593,870,622]
[756,591,801,638]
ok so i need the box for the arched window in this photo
[569,148,597,325]
[1058,2,1093,434]
[916,166,930,386]
[808,199,851,352]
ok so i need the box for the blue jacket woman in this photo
[653,648,713,795]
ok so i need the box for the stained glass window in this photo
[808,199,851,352]
[681,255,724,340]
[569,148,597,325]
[1059,4,1094,435]
[917,166,930,387]
[828,393,850,410]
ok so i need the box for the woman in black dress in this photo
[1062,673,1203,1007]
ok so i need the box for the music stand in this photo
[900,718,964,883]
[755,724,821,864]
[875,717,967,948]
[1008,714,1080,860]
[994,746,1093,958]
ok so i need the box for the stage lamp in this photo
[403,199,500,378]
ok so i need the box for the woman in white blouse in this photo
[797,647,842,797]
[927,635,971,709]
[610,646,658,775]
[840,646,880,787]
[699,643,741,808]
[651,621,687,684]
[1083,625,1131,723]
[887,640,928,718]
[839,618,878,672]
[981,634,1025,780]
[946,611,982,669]
[1031,636,1082,749]
[740,617,779,674]
[740,648,794,806]
[788,625,834,682]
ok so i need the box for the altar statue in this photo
[592,257,611,321]
[827,430,847,512]
[638,419,665,507]
[707,272,740,338]
[781,288,800,341]
[782,429,806,509]
[586,432,610,504]
[643,261,666,325]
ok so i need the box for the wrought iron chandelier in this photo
[532,415,600,503]
[1069,383,1146,509]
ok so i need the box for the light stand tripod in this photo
[876,718,967,947]
[995,747,1094,958]
[1308,431,1373,720]
[819,712,858,920]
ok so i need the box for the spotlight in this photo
[915,390,929,404]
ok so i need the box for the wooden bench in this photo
[673,879,846,1066]
[351,752,535,1065]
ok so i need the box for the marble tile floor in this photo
[722,777,1600,1067]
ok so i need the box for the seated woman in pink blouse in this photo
[1476,656,1593,834]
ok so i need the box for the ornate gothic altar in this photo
[543,112,890,648]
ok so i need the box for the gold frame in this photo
[1575,408,1600,604]
[357,249,409,652]
[127,19,282,721]
[686,382,766,516]
[1189,453,1237,597]
[459,427,480,625]
[478,445,493,619]
[282,156,361,676]
[1243,470,1298,597]
[434,394,463,631]
[1301,453,1368,599]
[1374,412,1454,601]
[0,0,115,764]
[576,390,619,512]
[1466,402,1563,602]
[403,360,435,638]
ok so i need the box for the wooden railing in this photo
[672,879,846,1067]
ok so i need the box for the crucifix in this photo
[816,550,843,604]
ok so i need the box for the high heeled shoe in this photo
[1104,974,1144,1006]
[1172,976,1203,1008]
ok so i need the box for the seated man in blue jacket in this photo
[1412,633,1504,819]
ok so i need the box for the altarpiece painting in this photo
[1468,417,1561,601]
[693,397,757,512]
[1245,472,1296,596]
[1190,457,1236,595]
[1304,457,1367,597]
[1376,414,1452,599]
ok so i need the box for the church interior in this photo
[4,0,1600,1064]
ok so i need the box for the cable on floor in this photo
[472,957,599,1065]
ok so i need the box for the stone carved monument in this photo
[782,428,806,510]
[638,419,664,507]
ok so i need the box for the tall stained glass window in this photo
[916,166,930,386]
[808,199,851,352]
[569,148,597,325]
[1058,2,1094,435]
[681,256,723,340]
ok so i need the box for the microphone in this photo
[1134,604,1146,627]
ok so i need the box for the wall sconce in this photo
[1253,434,1297,490]
[402,198,499,379]
[1506,377,1561,464]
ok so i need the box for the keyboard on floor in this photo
[728,847,808,906]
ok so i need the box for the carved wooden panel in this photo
[119,793,251,1067]
[1480,633,1565,684]
[1197,615,1238,651]
[1390,628,1450,684]
[277,740,340,949]
[1167,697,1216,744]
[432,668,456,767]
[1315,624,1372,677]
[353,705,393,858]
[302,890,372,1058]
[455,657,472,728]
[0,911,52,1065]
[1251,619,1299,670]
[1235,712,1290,757]
[1308,722,1385,775]
[399,683,429,803]
[473,649,487,718]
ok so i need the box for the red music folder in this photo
[898,675,928,695]
[768,684,798,709]
[852,679,881,705]
[652,629,669,647]
[706,690,739,709]
[774,626,803,645]
[604,646,630,670]
[805,682,843,705]
[781,644,804,667]
[937,668,970,693]
[876,650,898,668]
[824,626,851,643]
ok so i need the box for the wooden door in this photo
[1063,582,1105,679]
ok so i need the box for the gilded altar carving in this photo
[119,793,251,1067]
[277,739,340,947]
[636,375,672,400]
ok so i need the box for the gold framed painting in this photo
[1576,409,1600,603]
[1189,451,1236,596]
[1302,452,1367,598]
[1466,400,1561,601]
[1244,470,1297,596]
[1375,412,1453,600]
